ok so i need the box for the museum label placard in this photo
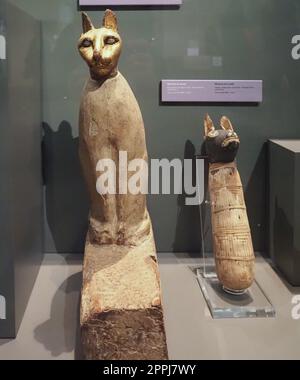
[79,0,182,5]
[161,80,263,103]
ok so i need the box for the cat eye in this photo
[208,130,219,138]
[81,39,93,48]
[105,36,118,45]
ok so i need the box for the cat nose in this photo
[93,50,102,62]
[93,51,112,65]
[228,141,239,150]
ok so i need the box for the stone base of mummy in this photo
[80,233,169,360]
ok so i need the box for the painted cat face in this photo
[78,10,122,80]
[203,114,240,163]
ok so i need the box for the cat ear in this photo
[204,114,216,138]
[220,116,234,132]
[82,12,94,33]
[103,9,118,32]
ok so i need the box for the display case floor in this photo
[0,253,299,359]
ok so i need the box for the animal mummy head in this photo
[203,114,240,164]
[78,10,122,80]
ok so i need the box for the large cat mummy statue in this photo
[78,10,168,360]
[203,114,255,294]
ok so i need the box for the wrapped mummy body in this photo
[203,115,255,292]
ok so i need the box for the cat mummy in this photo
[203,114,255,293]
[78,10,168,360]
[78,10,151,247]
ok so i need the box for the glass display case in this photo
[0,0,300,360]
[0,1,42,338]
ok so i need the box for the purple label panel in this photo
[161,80,263,103]
[79,0,182,5]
